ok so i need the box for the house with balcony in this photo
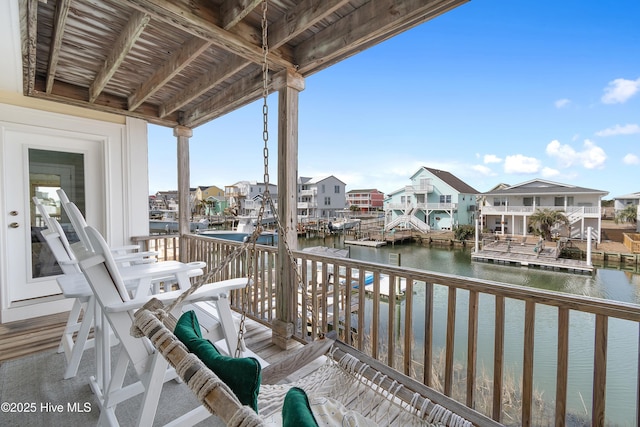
[224,181,278,217]
[297,176,347,220]
[480,179,609,242]
[384,167,479,232]
[346,189,384,213]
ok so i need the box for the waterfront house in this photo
[480,179,609,242]
[224,181,278,217]
[346,188,385,214]
[384,167,479,231]
[195,185,225,203]
[297,176,347,221]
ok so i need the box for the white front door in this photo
[2,126,103,303]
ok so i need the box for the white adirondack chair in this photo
[33,197,205,379]
[77,225,250,427]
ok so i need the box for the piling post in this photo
[586,226,592,266]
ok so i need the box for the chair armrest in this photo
[104,278,250,313]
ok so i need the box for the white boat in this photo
[327,218,361,232]
[199,216,277,245]
[149,209,209,234]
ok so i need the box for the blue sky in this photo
[148,0,640,199]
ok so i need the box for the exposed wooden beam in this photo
[161,0,344,119]
[295,0,467,74]
[32,76,180,128]
[159,56,250,118]
[128,37,211,111]
[183,68,303,127]
[88,10,150,103]
[123,0,293,70]
[20,0,39,96]
[45,0,71,94]
[221,0,261,30]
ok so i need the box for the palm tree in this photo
[614,204,638,225]
[529,208,570,241]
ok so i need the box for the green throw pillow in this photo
[282,387,319,427]
[174,310,261,411]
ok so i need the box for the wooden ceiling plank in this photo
[295,0,466,74]
[160,56,250,118]
[182,69,265,127]
[34,75,179,127]
[128,37,212,111]
[45,0,71,94]
[268,0,351,49]
[221,0,262,30]
[124,0,293,70]
[88,10,151,103]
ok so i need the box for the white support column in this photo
[174,125,192,262]
[273,68,304,349]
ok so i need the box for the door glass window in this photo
[29,149,85,279]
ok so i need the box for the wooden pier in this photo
[472,240,594,274]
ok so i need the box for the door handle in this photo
[9,222,19,228]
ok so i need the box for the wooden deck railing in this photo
[623,232,640,254]
[132,234,640,426]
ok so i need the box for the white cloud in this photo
[545,140,577,167]
[546,139,607,169]
[483,154,502,164]
[541,167,560,178]
[472,165,495,176]
[623,153,640,165]
[504,155,540,174]
[581,140,607,169]
[601,77,640,104]
[595,123,640,137]
[555,98,571,108]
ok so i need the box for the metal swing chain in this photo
[234,0,270,356]
[235,0,323,354]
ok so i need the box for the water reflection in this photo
[301,236,640,305]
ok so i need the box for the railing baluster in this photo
[555,307,569,427]
[372,271,380,360]
[522,300,536,426]
[332,262,340,340]
[357,267,365,351]
[493,295,505,422]
[592,314,608,427]
[424,281,434,387]
[344,267,352,346]
[445,287,457,396]
[467,290,479,408]
[388,273,396,368]
[404,278,414,376]
[321,263,328,334]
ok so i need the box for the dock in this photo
[472,240,594,274]
[344,239,386,248]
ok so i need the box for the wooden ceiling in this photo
[20,0,467,128]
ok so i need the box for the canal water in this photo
[299,236,639,426]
